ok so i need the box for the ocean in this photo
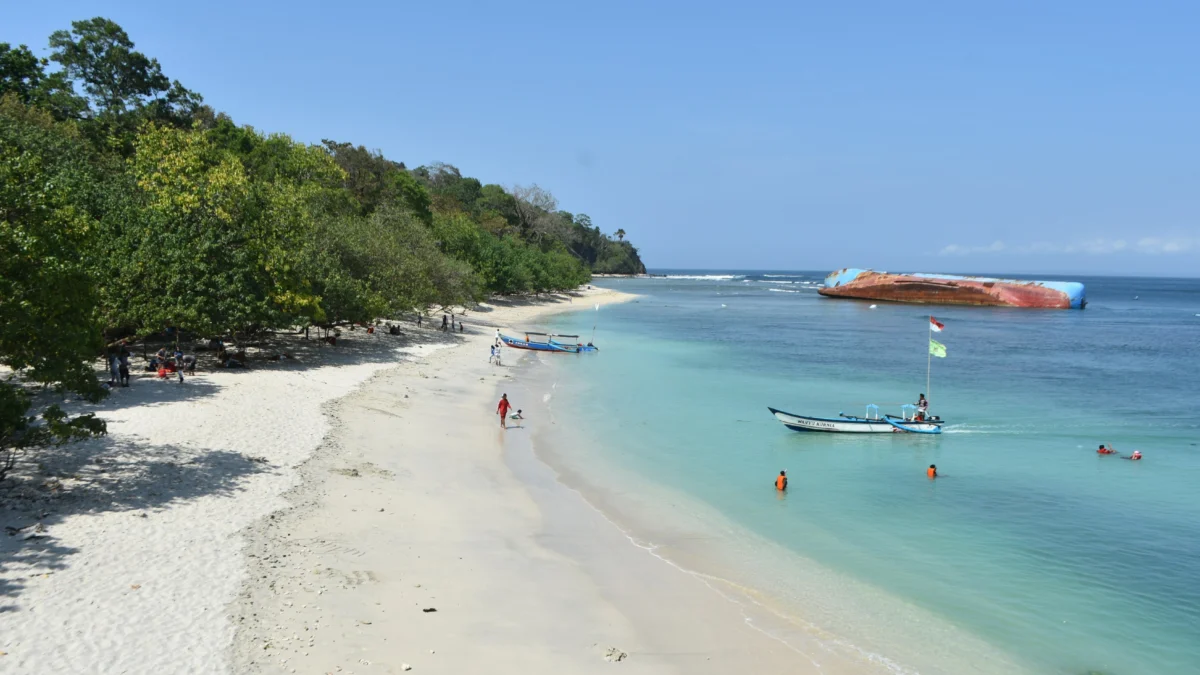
[525,271,1200,675]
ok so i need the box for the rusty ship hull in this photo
[818,269,1086,309]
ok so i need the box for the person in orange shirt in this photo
[774,470,788,491]
[927,464,937,479]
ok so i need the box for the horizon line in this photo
[644,267,1200,280]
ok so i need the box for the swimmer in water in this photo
[927,464,937,479]
[1097,444,1117,455]
[1123,450,1143,461]
[775,470,787,491]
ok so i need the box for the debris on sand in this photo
[603,647,627,662]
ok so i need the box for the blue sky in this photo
[6,1,1198,276]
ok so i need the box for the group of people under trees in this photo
[109,344,198,386]
[104,336,252,387]
[440,314,464,333]
[415,312,466,334]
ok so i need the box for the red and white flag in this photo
[930,316,945,332]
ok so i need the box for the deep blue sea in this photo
[530,271,1200,675]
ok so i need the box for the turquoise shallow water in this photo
[535,272,1200,675]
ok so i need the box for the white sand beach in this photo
[2,286,805,674]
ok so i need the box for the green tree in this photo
[0,96,107,479]
[311,205,477,322]
[104,123,271,336]
[615,228,625,241]
[48,18,201,121]
[475,183,520,234]
[319,139,431,224]
[0,43,88,120]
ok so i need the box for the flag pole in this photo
[926,315,932,401]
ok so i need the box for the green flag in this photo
[929,339,947,358]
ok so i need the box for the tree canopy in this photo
[0,17,645,474]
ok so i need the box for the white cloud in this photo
[1068,239,1128,254]
[936,235,1195,257]
[1136,237,1196,254]
[938,240,1006,256]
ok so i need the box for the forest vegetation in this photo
[0,18,645,476]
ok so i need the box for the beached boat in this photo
[499,332,597,354]
[768,404,944,434]
[818,268,1086,309]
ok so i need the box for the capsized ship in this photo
[818,269,1086,309]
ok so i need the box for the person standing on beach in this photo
[497,393,513,429]
[442,314,448,332]
[775,470,788,491]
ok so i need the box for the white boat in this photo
[767,404,944,434]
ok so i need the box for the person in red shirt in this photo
[1097,444,1117,455]
[497,393,513,429]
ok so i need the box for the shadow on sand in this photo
[1,436,268,612]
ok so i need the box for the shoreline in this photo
[0,288,621,673]
[227,286,813,674]
[518,359,1033,675]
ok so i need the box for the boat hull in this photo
[768,408,943,434]
[884,416,943,434]
[551,340,597,353]
[818,269,1086,309]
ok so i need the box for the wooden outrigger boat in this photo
[768,404,944,434]
[769,315,952,436]
[499,332,598,354]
